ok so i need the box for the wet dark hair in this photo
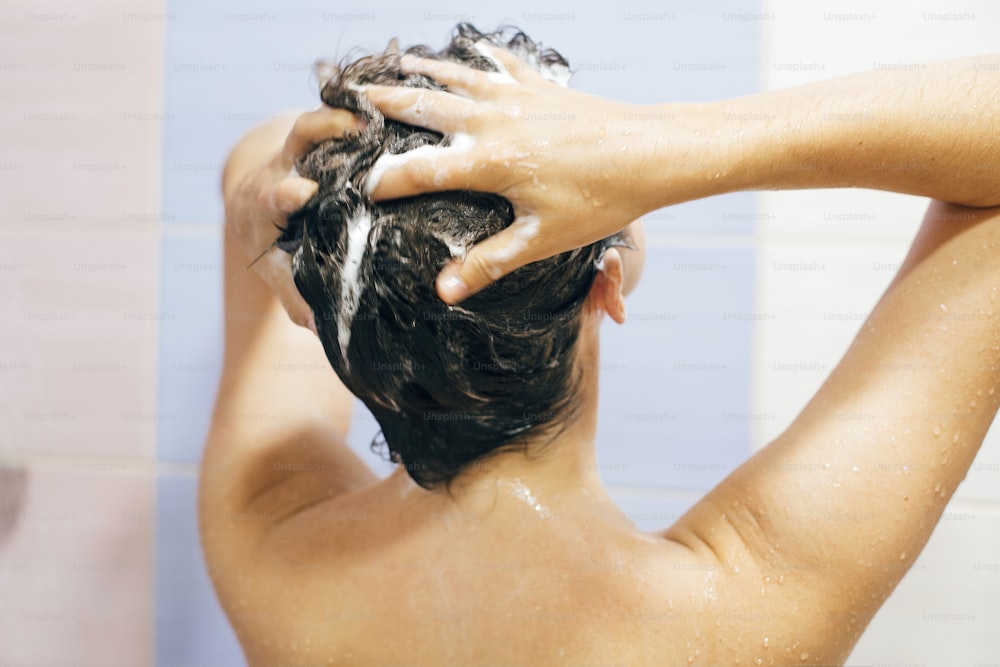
[278,24,624,489]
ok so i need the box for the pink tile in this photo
[0,464,154,666]
[0,0,163,229]
[0,230,158,459]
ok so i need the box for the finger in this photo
[435,216,545,303]
[360,85,475,133]
[280,107,360,169]
[272,176,319,214]
[473,40,546,85]
[258,247,315,330]
[399,54,495,97]
[365,145,472,201]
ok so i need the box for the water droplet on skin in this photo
[756,659,763,666]
[940,303,948,313]
[687,655,694,663]
[800,651,810,661]
[953,433,960,443]
[851,465,858,472]
[778,575,785,584]
[932,425,941,437]
[933,482,942,493]
[763,637,769,648]
[969,399,978,409]
[899,551,908,560]
[990,387,996,396]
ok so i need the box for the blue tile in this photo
[596,243,754,491]
[345,399,395,478]
[607,490,697,533]
[157,233,223,462]
[156,473,243,666]
[162,0,761,464]
[164,0,761,231]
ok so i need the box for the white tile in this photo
[758,189,926,243]
[751,239,909,447]
[763,0,1000,87]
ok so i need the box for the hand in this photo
[360,43,663,303]
[223,107,360,331]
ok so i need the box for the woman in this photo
[202,25,1000,666]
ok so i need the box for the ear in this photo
[587,248,627,324]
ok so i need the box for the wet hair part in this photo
[278,24,624,489]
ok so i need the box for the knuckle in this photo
[465,252,505,283]
[404,160,436,188]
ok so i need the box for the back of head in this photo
[278,24,621,489]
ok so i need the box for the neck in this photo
[389,321,621,523]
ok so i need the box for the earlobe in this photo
[598,248,627,324]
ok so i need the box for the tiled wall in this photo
[0,0,997,665]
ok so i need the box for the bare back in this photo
[224,475,750,666]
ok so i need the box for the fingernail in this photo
[438,274,468,303]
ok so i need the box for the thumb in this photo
[435,216,543,304]
[258,246,316,332]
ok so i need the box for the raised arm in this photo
[361,49,1000,300]
[668,199,1000,663]
[199,110,375,577]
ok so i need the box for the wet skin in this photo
[204,52,1000,665]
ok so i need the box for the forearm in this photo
[639,54,1000,209]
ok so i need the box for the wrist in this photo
[626,101,758,211]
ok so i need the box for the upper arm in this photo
[668,200,1000,661]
